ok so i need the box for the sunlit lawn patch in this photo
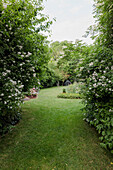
[0,86,113,169]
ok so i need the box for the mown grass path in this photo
[0,87,113,170]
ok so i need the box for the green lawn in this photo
[0,86,113,170]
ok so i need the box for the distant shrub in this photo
[67,82,84,94]
[76,47,113,153]
[63,88,66,93]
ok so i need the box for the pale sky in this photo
[43,0,95,44]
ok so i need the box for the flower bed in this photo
[57,93,83,99]
[24,88,38,100]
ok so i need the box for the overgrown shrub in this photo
[77,47,113,153]
[40,66,58,88]
[0,0,51,134]
[75,0,113,153]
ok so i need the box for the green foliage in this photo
[49,41,66,61]
[67,82,84,94]
[44,40,91,88]
[75,0,113,153]
[57,40,92,83]
[49,41,71,84]
[40,66,58,88]
[62,88,66,93]
[93,0,113,49]
[85,0,113,49]
[76,46,113,152]
[0,0,51,134]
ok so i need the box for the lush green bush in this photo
[40,60,66,88]
[76,47,113,153]
[40,66,58,88]
[75,0,113,153]
[57,93,83,99]
[0,0,51,134]
[57,40,91,83]
[62,88,66,93]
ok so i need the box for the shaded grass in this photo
[0,86,113,170]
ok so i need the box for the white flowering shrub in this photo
[76,47,113,153]
[0,0,51,134]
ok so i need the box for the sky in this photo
[43,0,95,44]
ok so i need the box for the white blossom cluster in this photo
[1,49,37,118]
[0,0,49,134]
[0,78,23,111]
